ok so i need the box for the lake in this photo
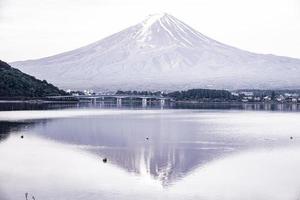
[1,102,300,200]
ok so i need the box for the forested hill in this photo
[0,60,65,97]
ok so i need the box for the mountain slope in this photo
[11,13,300,91]
[0,60,65,97]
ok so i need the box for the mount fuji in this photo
[11,13,300,91]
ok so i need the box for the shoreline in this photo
[0,99,299,105]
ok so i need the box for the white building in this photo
[276,95,285,102]
[83,89,94,96]
[254,97,261,101]
[292,98,298,103]
[264,96,271,101]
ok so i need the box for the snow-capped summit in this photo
[11,13,300,91]
[134,13,212,47]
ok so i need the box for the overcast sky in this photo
[0,0,299,62]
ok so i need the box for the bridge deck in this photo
[46,94,172,100]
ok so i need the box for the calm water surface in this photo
[1,102,300,200]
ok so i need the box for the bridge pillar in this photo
[117,98,122,106]
[92,98,97,104]
[100,100,104,107]
[160,99,165,107]
[142,98,147,107]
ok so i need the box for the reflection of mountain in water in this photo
[23,114,240,185]
[98,143,233,185]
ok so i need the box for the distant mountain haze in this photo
[11,13,300,91]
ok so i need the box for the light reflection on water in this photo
[0,104,300,200]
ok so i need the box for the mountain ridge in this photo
[11,13,300,91]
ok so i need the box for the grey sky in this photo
[0,0,299,62]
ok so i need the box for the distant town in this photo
[231,90,300,103]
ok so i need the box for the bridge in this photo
[46,94,173,107]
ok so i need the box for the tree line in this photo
[116,89,234,101]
